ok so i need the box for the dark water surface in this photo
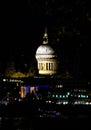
[0,102,91,130]
[0,116,91,130]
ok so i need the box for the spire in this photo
[43,27,48,44]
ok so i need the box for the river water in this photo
[0,115,91,130]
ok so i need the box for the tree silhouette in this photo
[5,61,16,78]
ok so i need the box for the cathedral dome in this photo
[35,28,58,75]
[36,44,55,55]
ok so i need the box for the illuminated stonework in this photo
[35,28,58,75]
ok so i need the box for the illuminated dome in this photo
[35,28,58,75]
[36,44,55,55]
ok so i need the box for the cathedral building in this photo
[35,28,58,75]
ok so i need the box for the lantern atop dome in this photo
[43,27,48,44]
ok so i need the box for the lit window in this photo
[56,95,58,98]
[60,95,62,98]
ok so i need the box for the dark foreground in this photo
[0,101,91,130]
[0,116,91,130]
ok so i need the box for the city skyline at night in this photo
[0,0,91,79]
[0,1,91,129]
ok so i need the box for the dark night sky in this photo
[0,0,91,79]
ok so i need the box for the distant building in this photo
[35,28,58,75]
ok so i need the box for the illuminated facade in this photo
[35,28,58,75]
